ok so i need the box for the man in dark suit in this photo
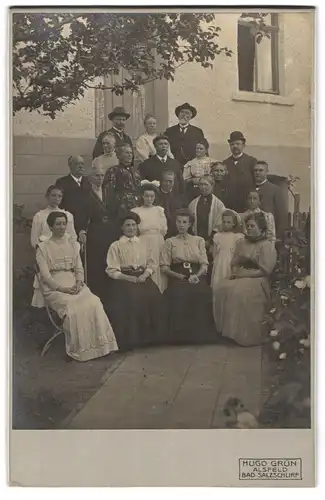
[55,155,91,238]
[254,161,288,240]
[139,135,184,195]
[155,170,188,238]
[223,131,257,213]
[164,102,205,169]
[92,106,133,159]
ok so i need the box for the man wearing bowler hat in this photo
[223,131,257,213]
[164,102,205,169]
[92,106,133,159]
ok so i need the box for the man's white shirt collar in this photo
[256,179,268,188]
[157,155,168,162]
[70,174,82,185]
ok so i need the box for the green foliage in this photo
[13,12,233,118]
[259,226,311,428]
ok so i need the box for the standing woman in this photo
[188,175,226,250]
[160,209,216,345]
[31,185,77,307]
[92,133,118,172]
[136,114,173,163]
[36,211,118,361]
[78,165,120,303]
[106,212,166,351]
[213,212,277,346]
[183,139,216,201]
[131,183,168,292]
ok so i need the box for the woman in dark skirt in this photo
[160,208,217,345]
[106,212,166,351]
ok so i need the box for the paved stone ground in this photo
[67,343,262,430]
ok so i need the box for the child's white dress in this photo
[211,232,244,292]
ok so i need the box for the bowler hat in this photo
[107,106,130,121]
[228,131,246,143]
[175,102,197,119]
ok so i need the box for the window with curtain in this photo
[237,14,280,94]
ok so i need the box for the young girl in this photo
[183,138,216,201]
[131,182,168,292]
[31,185,77,307]
[211,210,244,293]
[240,191,276,244]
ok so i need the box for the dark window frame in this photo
[238,13,280,95]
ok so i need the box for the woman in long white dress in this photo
[135,114,173,162]
[211,210,244,294]
[31,185,77,307]
[131,183,168,292]
[36,211,118,361]
[91,133,118,172]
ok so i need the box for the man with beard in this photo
[223,131,257,213]
[92,106,133,160]
[164,102,205,169]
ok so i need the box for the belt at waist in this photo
[51,269,74,274]
[170,262,201,276]
[121,266,145,277]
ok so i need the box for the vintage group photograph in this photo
[11,7,313,432]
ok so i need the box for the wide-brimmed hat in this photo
[228,131,246,143]
[175,102,197,119]
[107,106,130,121]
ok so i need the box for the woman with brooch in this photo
[106,211,166,351]
[160,208,217,345]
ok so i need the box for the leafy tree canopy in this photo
[13,12,268,118]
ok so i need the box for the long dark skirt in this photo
[107,278,167,351]
[164,277,217,345]
[86,221,118,303]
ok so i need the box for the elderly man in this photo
[253,160,287,240]
[223,131,257,213]
[164,102,205,168]
[139,134,184,195]
[92,106,133,160]
[55,155,91,236]
[155,169,188,238]
[103,142,141,215]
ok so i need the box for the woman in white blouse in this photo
[106,211,166,351]
[136,114,173,162]
[31,185,77,307]
[131,183,168,292]
[92,133,118,172]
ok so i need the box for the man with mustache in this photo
[92,106,133,160]
[223,131,257,213]
[164,102,205,169]
[55,155,91,237]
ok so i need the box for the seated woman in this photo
[213,212,277,347]
[131,182,168,292]
[239,190,276,245]
[160,208,216,345]
[91,133,118,172]
[36,211,118,362]
[31,185,77,307]
[183,139,216,201]
[106,212,166,351]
